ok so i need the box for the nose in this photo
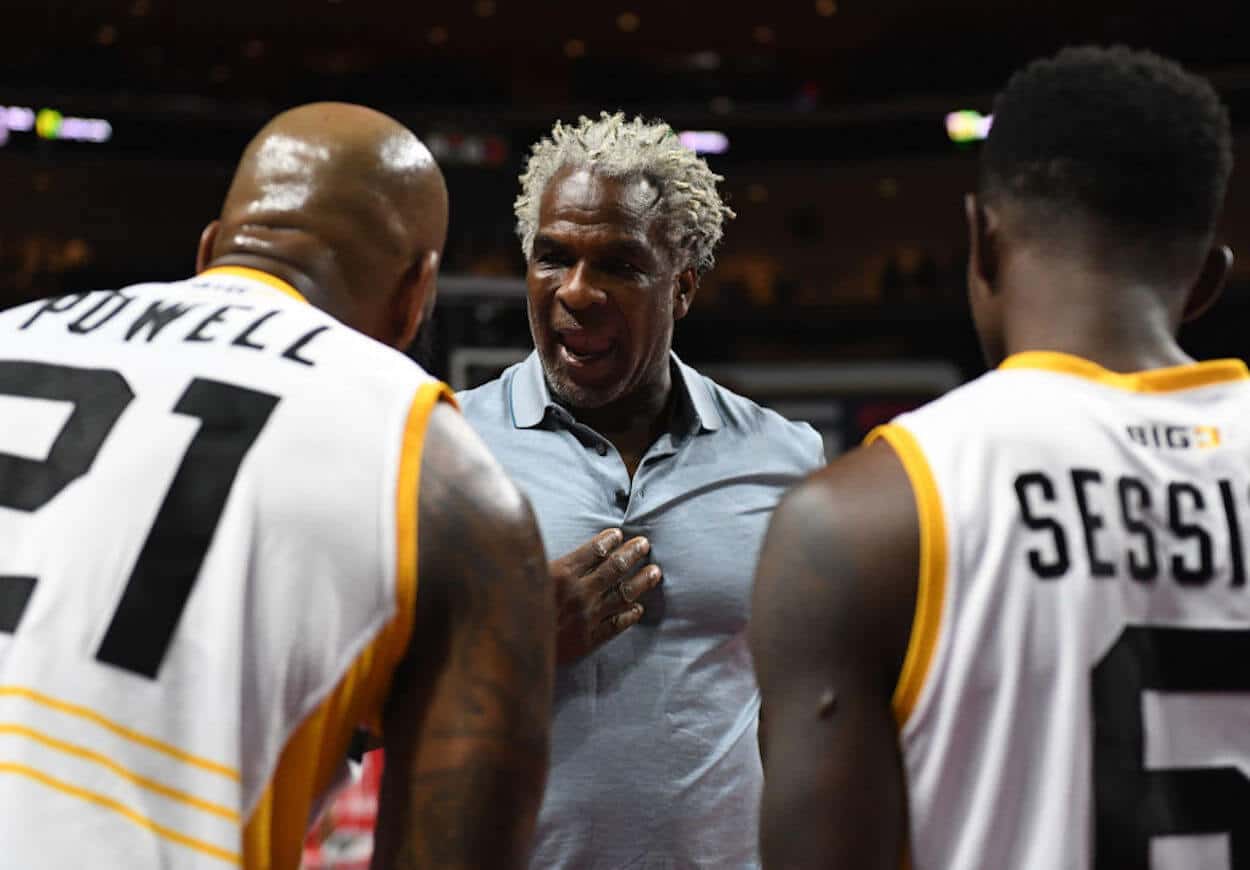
[555,261,608,311]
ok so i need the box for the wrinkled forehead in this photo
[538,164,667,244]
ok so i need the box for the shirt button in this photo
[614,489,629,508]
[596,443,608,456]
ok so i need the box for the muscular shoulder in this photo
[753,440,918,693]
[414,403,547,648]
[419,402,537,559]
[773,441,917,589]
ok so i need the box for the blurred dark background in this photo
[2,0,1245,447]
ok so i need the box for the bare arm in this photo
[750,440,918,869]
[372,402,555,870]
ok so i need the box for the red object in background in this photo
[855,399,922,437]
[301,751,383,870]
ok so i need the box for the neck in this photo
[1000,259,1194,373]
[205,253,348,319]
[566,363,675,467]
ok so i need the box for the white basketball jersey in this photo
[0,267,452,869]
[869,351,1250,870]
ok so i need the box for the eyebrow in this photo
[531,234,565,253]
[599,238,655,264]
[532,234,656,265]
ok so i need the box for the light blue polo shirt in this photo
[458,351,824,870]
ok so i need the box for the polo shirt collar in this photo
[510,351,554,429]
[510,351,722,433]
[675,352,723,433]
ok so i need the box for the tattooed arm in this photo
[371,402,555,870]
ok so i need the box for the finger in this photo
[557,528,624,576]
[617,565,663,605]
[591,605,643,648]
[591,537,651,591]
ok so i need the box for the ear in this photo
[673,268,698,321]
[965,193,999,295]
[391,250,440,350]
[1181,244,1232,323]
[196,221,220,273]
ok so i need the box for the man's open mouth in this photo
[557,331,615,365]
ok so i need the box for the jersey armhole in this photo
[242,380,458,869]
[865,423,949,729]
[371,379,459,731]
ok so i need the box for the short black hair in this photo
[981,45,1232,243]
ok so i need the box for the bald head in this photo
[200,103,448,346]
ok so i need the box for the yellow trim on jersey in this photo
[198,266,309,305]
[243,379,456,870]
[0,723,238,821]
[865,424,948,727]
[0,762,241,865]
[388,381,451,724]
[0,686,238,780]
[387,381,460,713]
[999,351,1249,393]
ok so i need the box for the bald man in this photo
[0,103,553,869]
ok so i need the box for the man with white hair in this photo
[458,112,825,868]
